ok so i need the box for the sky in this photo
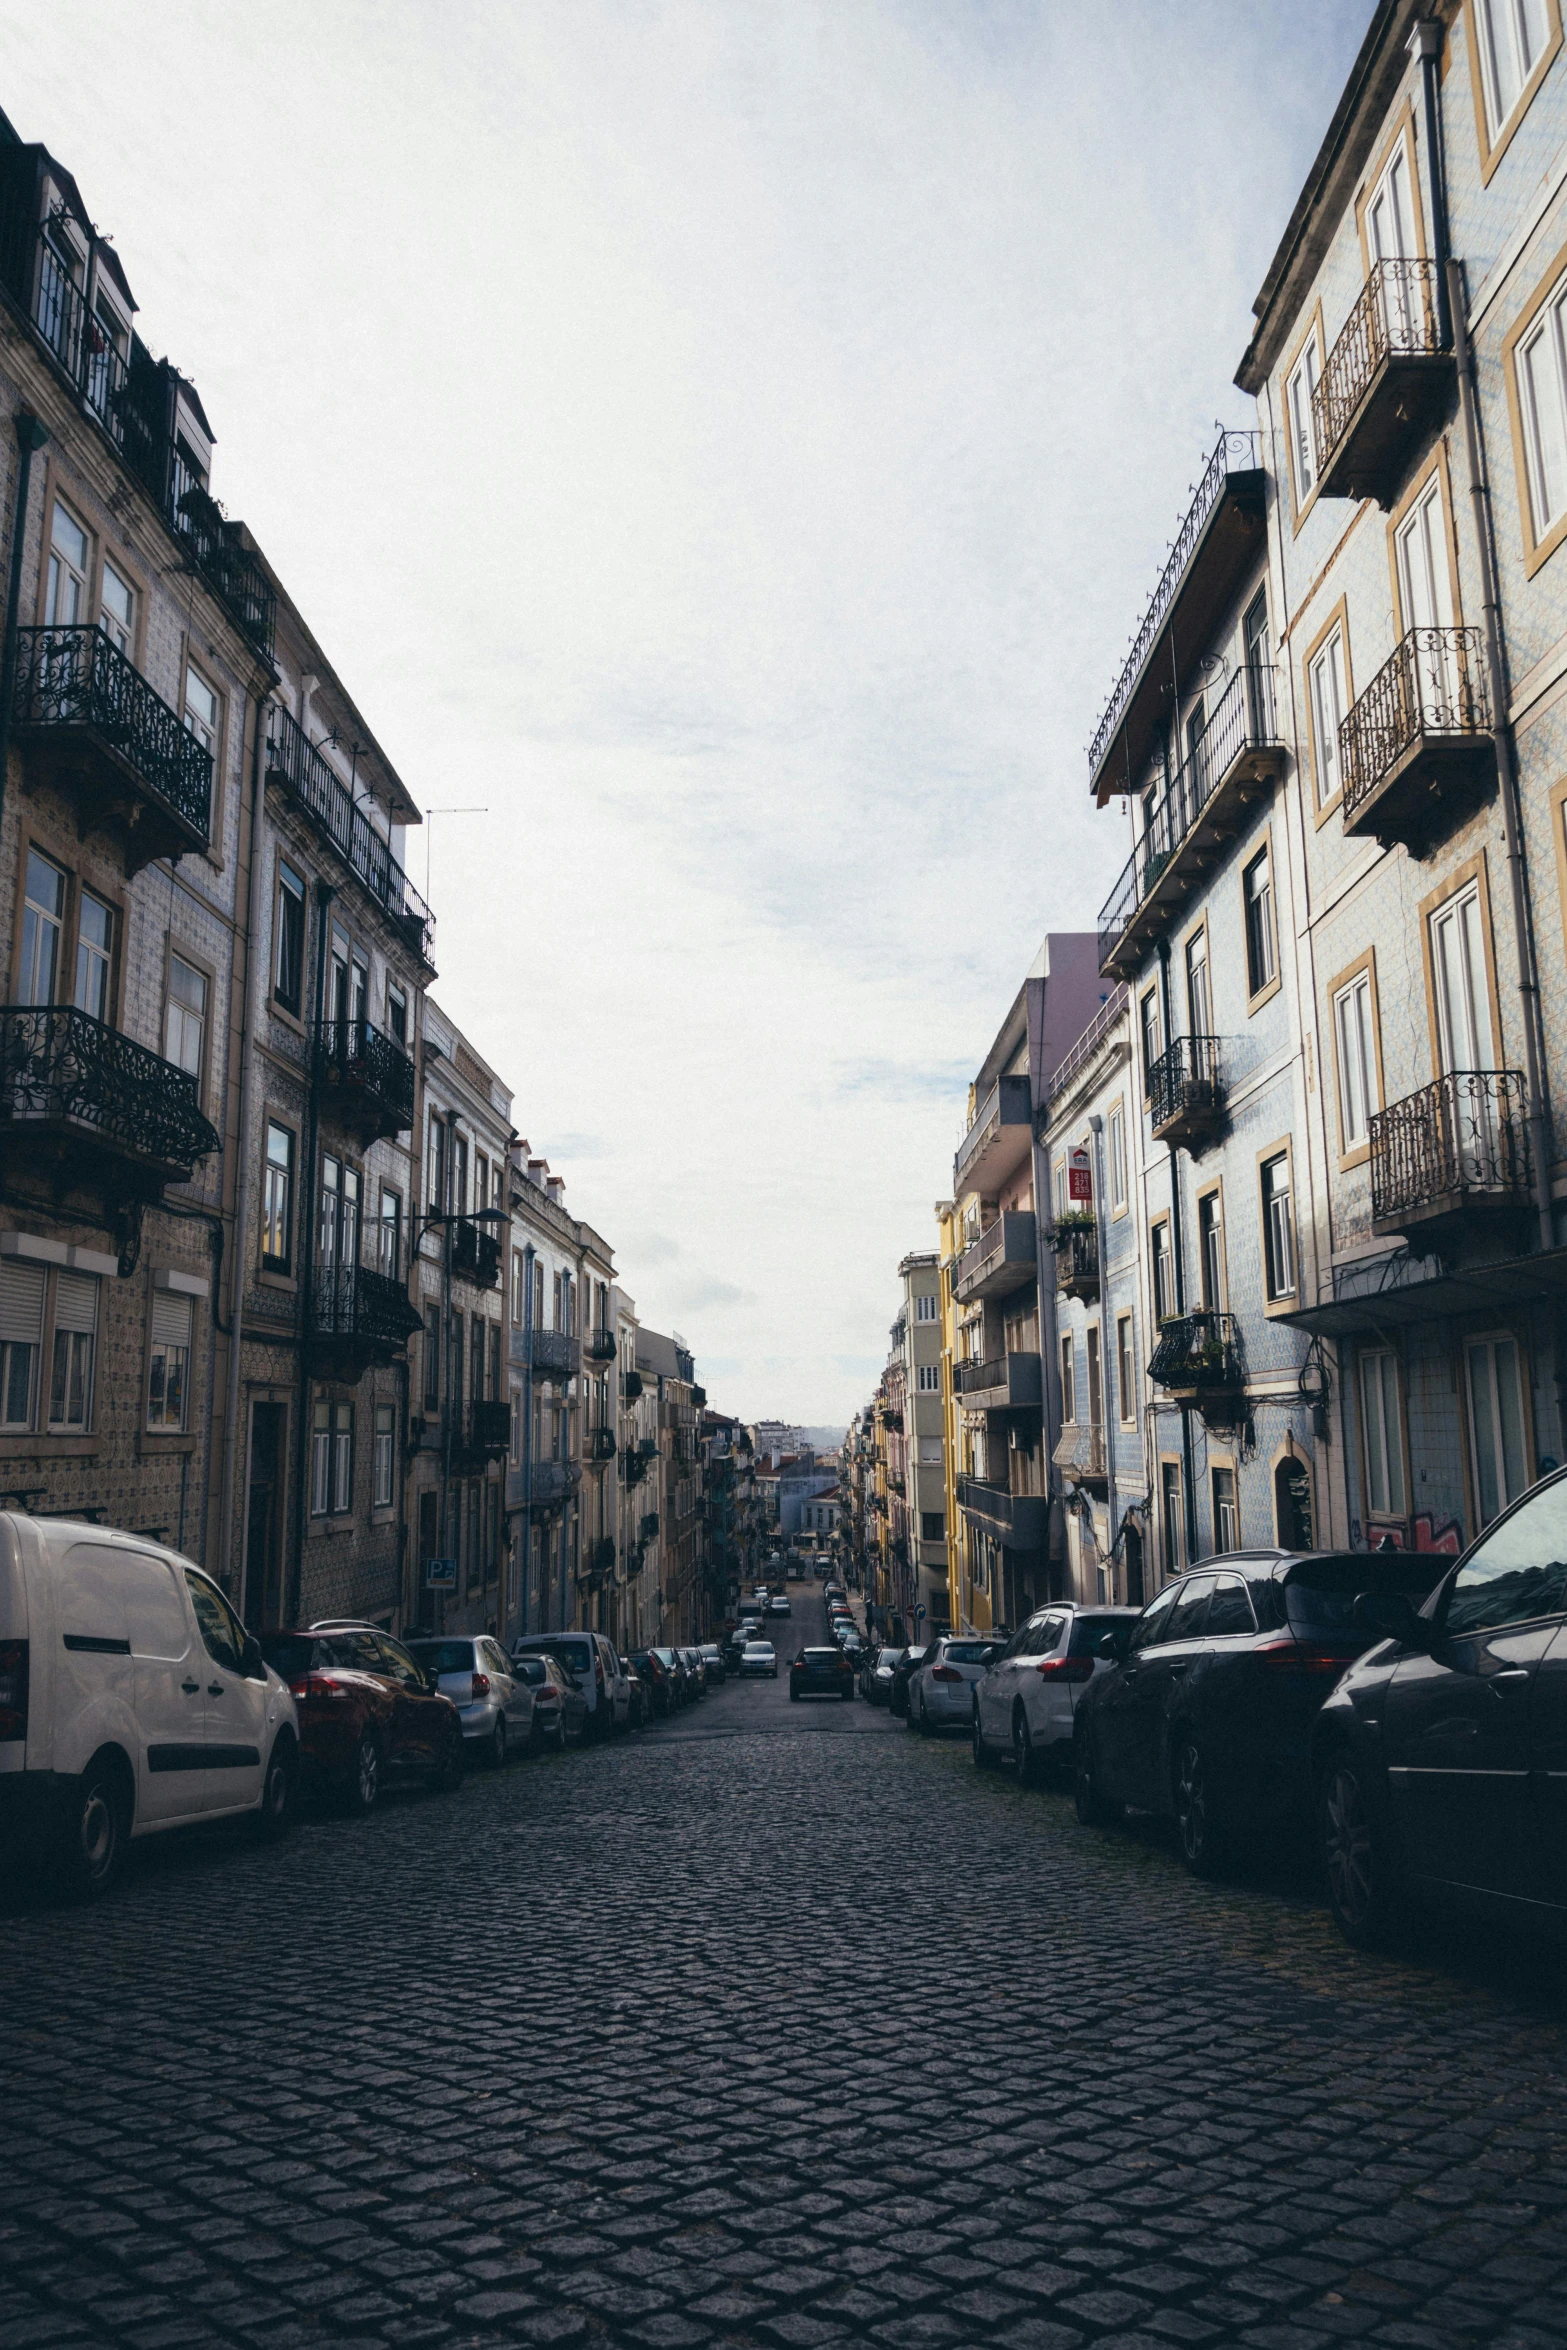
[6,1,1371,1428]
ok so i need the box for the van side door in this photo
[184,1571,268,1813]
[119,1548,208,1824]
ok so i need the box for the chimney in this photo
[546,1176,566,1207]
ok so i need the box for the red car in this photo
[258,1623,464,1812]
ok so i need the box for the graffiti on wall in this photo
[1353,1512,1464,1555]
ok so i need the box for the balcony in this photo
[954,1072,1033,1201]
[1312,259,1452,508]
[505,1458,579,1516]
[587,1425,618,1464]
[955,1350,1043,1412]
[1370,1071,1531,1243]
[11,626,212,870]
[1149,1035,1226,1153]
[691,1384,707,1407]
[451,1219,501,1291]
[1052,1423,1108,1487]
[953,1210,1037,1306]
[1339,628,1493,854]
[0,1006,219,1211]
[314,1018,414,1145]
[309,1262,422,1379]
[1088,430,1268,802]
[266,708,435,972]
[586,1536,616,1581]
[640,1511,660,1541]
[168,474,276,662]
[956,1475,1049,1551]
[1148,1312,1245,1426]
[622,1368,644,1401]
[510,1325,580,1382]
[454,1398,511,1466]
[1098,665,1285,980]
[583,1326,617,1365]
[1052,1221,1099,1301]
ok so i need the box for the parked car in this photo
[1073,1549,1446,1875]
[629,1648,674,1717]
[887,1645,927,1717]
[405,1635,533,1768]
[679,1645,707,1695]
[619,1656,646,1727]
[790,1645,855,1700]
[837,1628,866,1667]
[721,1627,750,1671]
[698,1642,727,1685]
[739,1639,778,1679]
[0,1516,300,1897]
[511,1652,584,1747]
[768,1594,791,1617]
[267,1622,465,1813]
[653,1645,690,1705]
[904,1635,996,1734]
[511,1632,629,1738]
[973,1605,1139,1781]
[1315,1469,1567,1946]
[862,1645,901,1703]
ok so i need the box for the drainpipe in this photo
[219,691,270,1599]
[521,1240,535,1632]
[439,1106,458,1635]
[0,414,47,828]
[287,879,335,1626]
[1089,1112,1119,1571]
[1413,22,1453,352]
[1157,941,1199,1571]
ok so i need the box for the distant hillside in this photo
[801,1425,847,1451]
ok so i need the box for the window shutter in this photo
[0,1261,45,1343]
[151,1290,193,1350]
[52,1270,100,1335]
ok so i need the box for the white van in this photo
[0,1515,299,1897]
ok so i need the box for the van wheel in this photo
[56,1752,130,1901]
[255,1735,297,1841]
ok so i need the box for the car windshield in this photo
[258,1634,316,1679]
[941,1641,992,1664]
[1068,1615,1128,1657]
[407,1641,475,1673]
[744,1642,773,1654]
[1285,1554,1445,1634]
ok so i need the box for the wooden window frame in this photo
[1460,1322,1536,1534]
[1149,1212,1173,1327]
[1326,946,1386,1171]
[1354,100,1430,279]
[8,826,129,1027]
[162,937,217,1117]
[1417,852,1505,1083]
[1209,1456,1240,1556]
[1302,595,1354,826]
[179,647,228,873]
[1386,442,1466,636]
[1357,1342,1412,1530]
[259,1105,301,1289]
[1256,1136,1300,1316]
[1502,229,1567,577]
[1195,1176,1228,1314]
[1463,0,1563,185]
[1241,827,1282,1013]
[1115,1311,1136,1428]
[1281,301,1327,532]
[1107,1098,1129,1219]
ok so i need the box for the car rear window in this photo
[407,1641,475,1673]
[259,1634,316,1679]
[1067,1615,1127,1657]
[1285,1554,1445,1635]
[941,1641,992,1664]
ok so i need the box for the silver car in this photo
[405,1635,534,1767]
[739,1640,777,1679]
[971,1604,1141,1780]
[905,1635,998,1735]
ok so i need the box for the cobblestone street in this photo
[5,1592,1567,2350]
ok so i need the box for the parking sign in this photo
[425,1556,456,1589]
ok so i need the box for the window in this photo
[451,1313,464,1416]
[0,1260,42,1430]
[921,1512,945,1542]
[1517,271,1567,542]
[183,667,219,760]
[1333,967,1378,1154]
[428,1113,448,1215]
[1132,1577,1180,1653]
[1186,926,1211,1037]
[1211,1466,1239,1554]
[377,1189,401,1280]
[1475,0,1553,142]
[1086,1323,1103,1431]
[1431,882,1494,1073]
[1244,847,1276,997]
[47,1269,97,1431]
[1116,1314,1135,1425]
[147,1289,192,1432]
[185,1571,245,1675]
[74,890,114,1023]
[387,983,408,1046]
[914,1294,937,1322]
[1262,1152,1296,1301]
[1445,1474,1567,1636]
[1248,594,1274,735]
[1359,1348,1407,1519]
[1308,624,1349,807]
[19,849,64,1005]
[1060,1334,1076,1425]
[1140,988,1163,1088]
[273,860,305,1015]
[472,1313,486,1401]
[475,1152,489,1214]
[311,1398,353,1516]
[164,955,206,1086]
[1207,1571,1255,1637]
[1150,1219,1172,1324]
[100,559,135,656]
[1465,1333,1529,1528]
[1285,329,1321,509]
[423,1304,441,1411]
[1108,1104,1127,1211]
[1197,1189,1224,1311]
[511,1248,525,1325]
[262,1122,294,1272]
[1053,1157,1068,1220]
[915,1363,940,1392]
[373,1402,395,1508]
[453,1132,468,1217]
[44,500,89,625]
[319,1154,340,1270]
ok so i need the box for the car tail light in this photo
[0,1638,28,1742]
[1254,1635,1352,1675]
[932,1666,964,1683]
[292,1672,352,1703]
[1036,1656,1094,1681]
[471,1673,491,1700]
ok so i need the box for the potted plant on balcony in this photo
[1046,1209,1096,1249]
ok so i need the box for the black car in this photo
[1315,1469,1567,1947]
[630,1649,674,1717]
[1073,1549,1444,1874]
[887,1645,927,1718]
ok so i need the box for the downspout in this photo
[1157,939,1199,1567]
[287,878,335,1626]
[0,414,47,828]
[219,690,270,1597]
[1413,22,1453,353]
[521,1239,535,1633]
[439,1105,457,1633]
[1089,1112,1119,1570]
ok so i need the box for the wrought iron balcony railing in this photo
[510,1324,581,1380]
[466,1398,512,1458]
[1148,1035,1226,1151]
[640,1511,660,1540]
[310,1262,422,1358]
[314,1017,415,1140]
[1052,1222,1100,1298]
[526,1459,579,1514]
[1311,258,1449,505]
[1370,1070,1530,1236]
[168,473,276,662]
[587,1425,618,1462]
[1147,1311,1243,1403]
[0,1005,219,1185]
[586,1536,616,1577]
[583,1326,617,1364]
[451,1218,501,1291]
[266,707,436,969]
[12,625,212,863]
[621,1449,649,1486]
[622,1368,644,1400]
[1339,627,1492,851]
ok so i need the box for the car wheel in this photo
[972,1706,997,1771]
[254,1735,297,1840]
[489,1717,508,1771]
[918,1694,932,1737]
[552,1713,567,1751]
[430,1719,465,1793]
[1013,1707,1039,1786]
[1173,1738,1227,1878]
[346,1730,380,1816]
[1074,1734,1120,1829]
[55,1751,130,1901]
[1320,1754,1405,1949]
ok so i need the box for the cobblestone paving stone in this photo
[5,1598,1567,2350]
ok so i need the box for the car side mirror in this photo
[1352,1589,1428,1648]
[1097,1631,1123,1662]
[425,1667,441,1693]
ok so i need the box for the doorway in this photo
[243,1402,285,1630]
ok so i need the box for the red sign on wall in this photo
[1068,1146,1093,1203]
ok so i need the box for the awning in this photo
[1277,1244,1567,1339]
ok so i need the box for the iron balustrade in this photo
[13,625,213,847]
[588,1425,618,1462]
[622,1368,644,1400]
[1147,1311,1243,1398]
[1087,430,1261,784]
[1148,1034,1225,1137]
[1312,258,1442,472]
[468,1398,512,1455]
[167,473,276,661]
[1370,1071,1530,1226]
[640,1511,660,1540]
[1050,985,1129,1094]
[583,1327,617,1363]
[1339,627,1489,825]
[529,1460,578,1512]
[314,1018,415,1130]
[587,1537,616,1575]
[1053,1224,1100,1293]
[265,707,436,968]
[0,1006,218,1177]
[310,1262,422,1353]
[451,1219,501,1290]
